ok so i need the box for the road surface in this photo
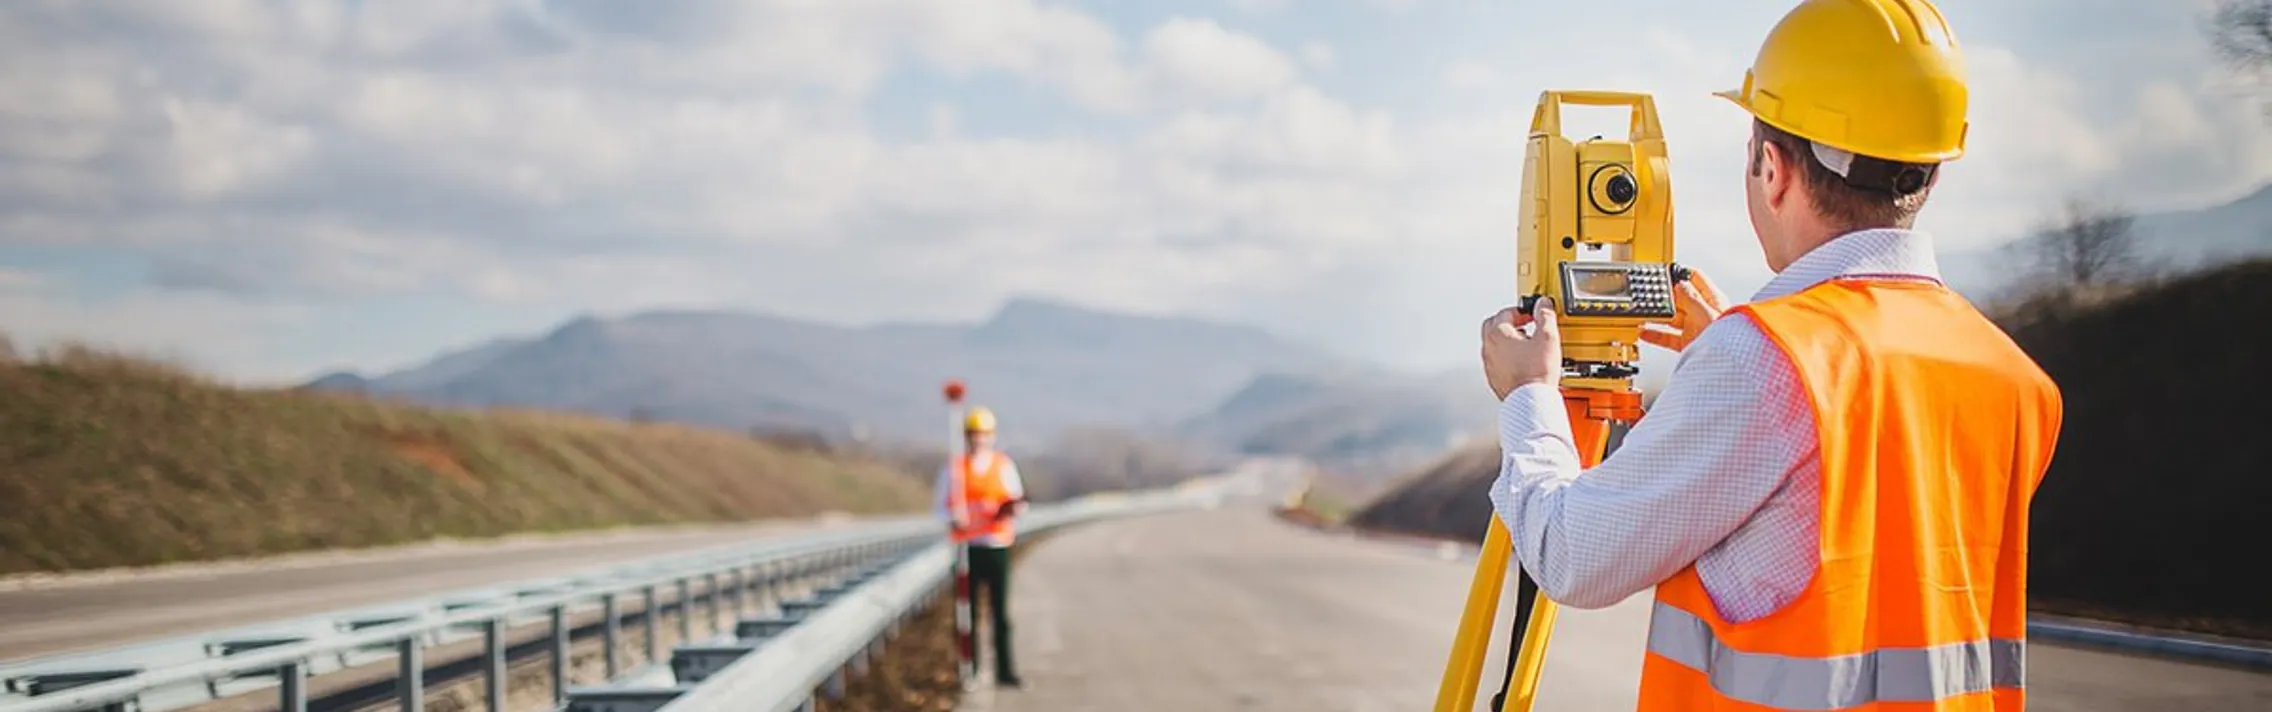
[958,506,2272,712]
[0,519,837,661]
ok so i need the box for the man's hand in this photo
[1640,270,1731,352]
[1481,297,1562,400]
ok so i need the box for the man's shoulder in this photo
[1679,311,1785,371]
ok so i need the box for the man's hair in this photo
[1749,120,1934,231]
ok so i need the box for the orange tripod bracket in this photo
[1432,386,1641,712]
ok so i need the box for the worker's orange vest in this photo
[1636,278,2063,711]
[950,452,1017,545]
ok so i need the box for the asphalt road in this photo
[957,506,2272,712]
[0,519,833,661]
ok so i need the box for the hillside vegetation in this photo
[1996,258,2272,639]
[1346,257,2272,639]
[0,344,929,575]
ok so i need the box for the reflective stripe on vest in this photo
[1635,277,2062,711]
[1646,601,2025,709]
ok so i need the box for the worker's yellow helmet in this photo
[1716,0,1968,164]
[963,406,997,433]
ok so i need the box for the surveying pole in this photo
[1432,90,1685,712]
[942,378,977,686]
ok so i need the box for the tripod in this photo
[1432,385,1640,712]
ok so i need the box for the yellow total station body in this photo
[1433,90,1684,712]
[1515,90,1683,389]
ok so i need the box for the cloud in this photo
[0,286,313,383]
[0,269,43,291]
[0,0,2265,380]
[1923,43,2272,242]
[1141,17,1300,103]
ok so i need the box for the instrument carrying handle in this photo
[1529,90,1666,144]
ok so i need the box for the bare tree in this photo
[2010,197,2145,293]
[2211,1,2272,69]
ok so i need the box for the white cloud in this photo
[1141,17,1300,103]
[0,0,2265,380]
[0,288,314,384]
[0,269,44,291]
[1302,41,1336,71]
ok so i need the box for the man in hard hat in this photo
[937,406,1026,688]
[1478,1,2063,708]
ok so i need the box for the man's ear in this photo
[1757,139,1796,213]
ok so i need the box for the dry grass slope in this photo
[0,343,927,575]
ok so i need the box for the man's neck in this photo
[1778,221,1903,273]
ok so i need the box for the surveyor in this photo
[936,405,1026,688]
[1476,0,2063,709]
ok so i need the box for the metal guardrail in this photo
[650,488,1213,712]
[0,520,945,712]
[0,514,941,709]
[0,482,1229,712]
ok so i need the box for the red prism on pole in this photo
[943,379,976,686]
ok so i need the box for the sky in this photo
[2,0,2269,386]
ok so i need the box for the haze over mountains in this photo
[1942,184,2272,301]
[312,185,2271,478]
[309,297,1493,475]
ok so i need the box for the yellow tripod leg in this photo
[1432,386,1636,712]
[1498,589,1561,710]
[1431,517,1512,712]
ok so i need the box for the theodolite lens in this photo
[1606,172,1637,205]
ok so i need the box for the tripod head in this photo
[1514,91,1686,392]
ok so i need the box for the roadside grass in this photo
[0,341,927,575]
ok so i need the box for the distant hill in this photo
[1177,370,1499,480]
[308,297,1374,453]
[1942,183,2272,301]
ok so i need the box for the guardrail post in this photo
[731,561,749,618]
[280,661,307,712]
[643,585,661,662]
[398,637,424,712]
[706,572,723,634]
[602,593,622,679]
[484,618,506,712]
[550,605,570,706]
[677,578,694,643]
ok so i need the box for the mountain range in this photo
[311,184,2271,481]
[307,297,1491,476]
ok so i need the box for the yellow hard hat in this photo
[1716,0,1968,164]
[963,406,997,433]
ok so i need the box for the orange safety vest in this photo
[949,451,1018,545]
[1636,278,2063,710]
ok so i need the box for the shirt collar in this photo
[1750,228,1944,302]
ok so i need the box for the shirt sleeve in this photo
[1489,314,1816,609]
[999,459,1026,500]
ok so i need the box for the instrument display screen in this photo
[1557,262,1676,319]
[1569,267,1632,301]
